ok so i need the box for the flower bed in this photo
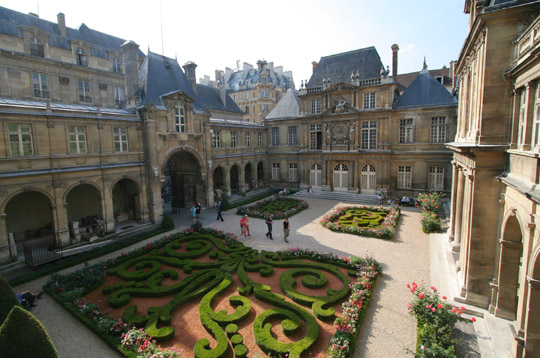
[236,195,308,219]
[416,192,444,234]
[320,205,400,239]
[44,228,380,358]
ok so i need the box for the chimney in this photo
[183,61,198,94]
[121,40,140,100]
[391,44,399,80]
[312,61,318,73]
[220,83,226,106]
[57,13,67,37]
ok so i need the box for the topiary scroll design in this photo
[100,231,354,357]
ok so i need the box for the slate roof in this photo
[394,69,457,109]
[481,0,540,12]
[396,67,452,93]
[265,89,299,120]
[0,6,144,58]
[139,51,242,114]
[307,47,384,88]
[226,64,293,92]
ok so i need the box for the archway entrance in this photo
[333,164,349,191]
[310,164,322,187]
[112,179,140,224]
[361,165,376,194]
[257,162,264,187]
[525,254,540,356]
[66,184,103,239]
[213,166,225,200]
[245,163,253,192]
[164,151,204,209]
[230,165,239,195]
[495,215,523,320]
[5,191,55,255]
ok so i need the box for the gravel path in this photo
[14,198,429,358]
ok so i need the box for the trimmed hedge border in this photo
[44,228,381,358]
[320,205,400,239]
[236,195,308,219]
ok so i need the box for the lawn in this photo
[44,227,380,358]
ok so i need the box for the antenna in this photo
[160,0,164,55]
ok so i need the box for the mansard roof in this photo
[307,47,384,88]
[265,89,299,120]
[139,51,242,114]
[394,69,457,108]
[0,6,144,59]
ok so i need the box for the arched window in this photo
[333,164,349,189]
[30,37,44,57]
[112,57,122,73]
[76,48,87,66]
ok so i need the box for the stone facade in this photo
[448,1,540,356]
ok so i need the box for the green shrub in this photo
[421,211,441,233]
[0,276,20,325]
[416,192,444,213]
[191,220,203,231]
[162,215,175,230]
[221,198,231,211]
[0,305,59,358]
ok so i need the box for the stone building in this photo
[201,60,294,123]
[266,47,457,197]
[447,0,540,356]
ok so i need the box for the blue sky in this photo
[5,0,470,87]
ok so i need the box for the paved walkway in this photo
[13,199,448,357]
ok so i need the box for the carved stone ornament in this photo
[333,97,348,114]
[332,123,350,145]
[17,160,31,169]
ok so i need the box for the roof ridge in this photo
[319,46,376,60]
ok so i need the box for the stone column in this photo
[523,277,540,357]
[239,165,246,195]
[224,166,231,198]
[207,172,214,208]
[0,214,10,264]
[452,167,465,252]
[448,162,459,242]
[53,187,70,246]
[101,180,116,233]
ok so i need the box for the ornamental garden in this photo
[236,196,308,219]
[43,228,381,358]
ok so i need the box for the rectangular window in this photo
[212,131,221,148]
[78,80,91,103]
[533,85,540,148]
[245,106,249,114]
[289,163,298,182]
[429,167,444,191]
[399,119,414,143]
[112,57,122,73]
[363,92,376,109]
[114,86,125,106]
[431,117,447,143]
[245,133,251,147]
[113,127,128,152]
[271,127,280,146]
[231,131,237,148]
[8,124,33,156]
[174,102,185,133]
[288,126,297,145]
[258,132,263,147]
[261,90,269,97]
[361,121,377,149]
[398,166,412,188]
[272,163,280,180]
[310,124,322,150]
[262,104,269,112]
[245,92,249,99]
[312,99,321,114]
[32,72,49,98]
[68,125,87,154]
[518,91,527,146]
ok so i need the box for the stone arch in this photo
[245,162,253,192]
[494,211,524,320]
[162,148,205,208]
[230,164,240,195]
[111,178,141,223]
[160,145,205,177]
[65,184,104,238]
[1,187,54,214]
[257,161,264,185]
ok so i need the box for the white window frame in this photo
[30,37,44,57]
[258,132,263,147]
[212,131,221,148]
[231,131,237,148]
[428,167,444,191]
[289,163,298,182]
[68,125,87,154]
[312,99,321,114]
[271,127,279,146]
[363,92,376,109]
[245,133,251,147]
[361,120,377,149]
[8,124,33,156]
[272,163,280,180]
[262,104,269,112]
[288,126,297,145]
[310,163,322,186]
[174,102,185,133]
[114,86,125,106]
[244,92,249,99]
[398,166,412,188]
[310,124,322,150]
[76,48,87,66]
[533,85,540,148]
[112,57,122,73]
[78,80,92,103]
[399,119,414,144]
[261,90,269,97]
[431,117,447,143]
[32,72,49,98]
[113,127,128,152]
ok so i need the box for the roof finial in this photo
[423,56,427,70]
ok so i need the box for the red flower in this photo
[419,293,424,298]
[452,307,457,313]
[472,317,476,322]
[437,304,443,309]
[442,296,447,300]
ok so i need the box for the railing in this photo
[517,17,540,59]
[23,237,63,267]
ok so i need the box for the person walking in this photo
[283,217,290,243]
[195,201,201,219]
[265,213,273,240]
[191,203,197,221]
[216,201,224,221]
[241,214,251,236]
[240,216,247,238]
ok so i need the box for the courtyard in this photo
[8,195,483,358]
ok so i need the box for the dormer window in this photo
[262,76,267,83]
[76,48,87,66]
[30,37,44,57]
[112,57,122,73]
